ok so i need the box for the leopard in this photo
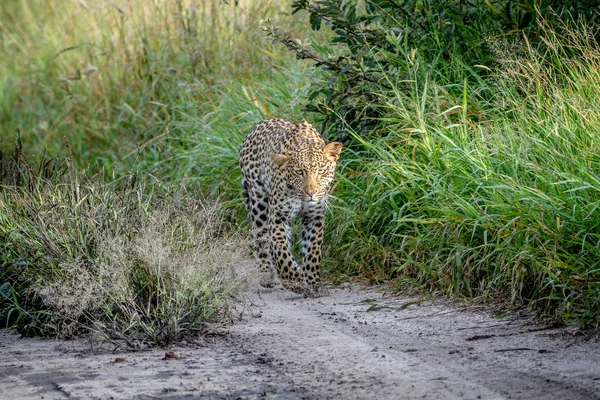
[239,119,343,296]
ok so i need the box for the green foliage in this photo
[4,0,600,336]
[266,0,493,138]
[270,0,600,139]
[323,18,600,326]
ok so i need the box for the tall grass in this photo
[0,0,309,171]
[326,21,600,326]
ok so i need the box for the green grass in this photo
[0,0,315,171]
[324,21,600,326]
[0,0,321,217]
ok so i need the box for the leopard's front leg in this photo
[268,196,307,293]
[301,203,329,296]
[301,203,325,284]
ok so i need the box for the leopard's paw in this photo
[281,279,309,295]
[304,284,330,298]
[258,270,277,288]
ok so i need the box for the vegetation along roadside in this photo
[1,0,599,344]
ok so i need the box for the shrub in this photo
[0,144,247,346]
[268,0,600,139]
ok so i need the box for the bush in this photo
[0,145,247,346]
[269,0,600,139]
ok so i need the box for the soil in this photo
[1,261,599,399]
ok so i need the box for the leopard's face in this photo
[273,142,343,203]
[285,153,337,203]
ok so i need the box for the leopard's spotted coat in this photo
[239,119,342,295]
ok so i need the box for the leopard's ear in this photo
[271,153,290,167]
[323,142,343,162]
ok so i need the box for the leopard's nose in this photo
[306,190,317,197]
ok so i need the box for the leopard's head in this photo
[272,124,342,203]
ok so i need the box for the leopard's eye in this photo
[317,167,328,175]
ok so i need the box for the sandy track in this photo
[1,262,599,399]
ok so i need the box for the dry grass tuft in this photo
[0,145,248,347]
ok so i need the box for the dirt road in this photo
[1,262,599,399]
